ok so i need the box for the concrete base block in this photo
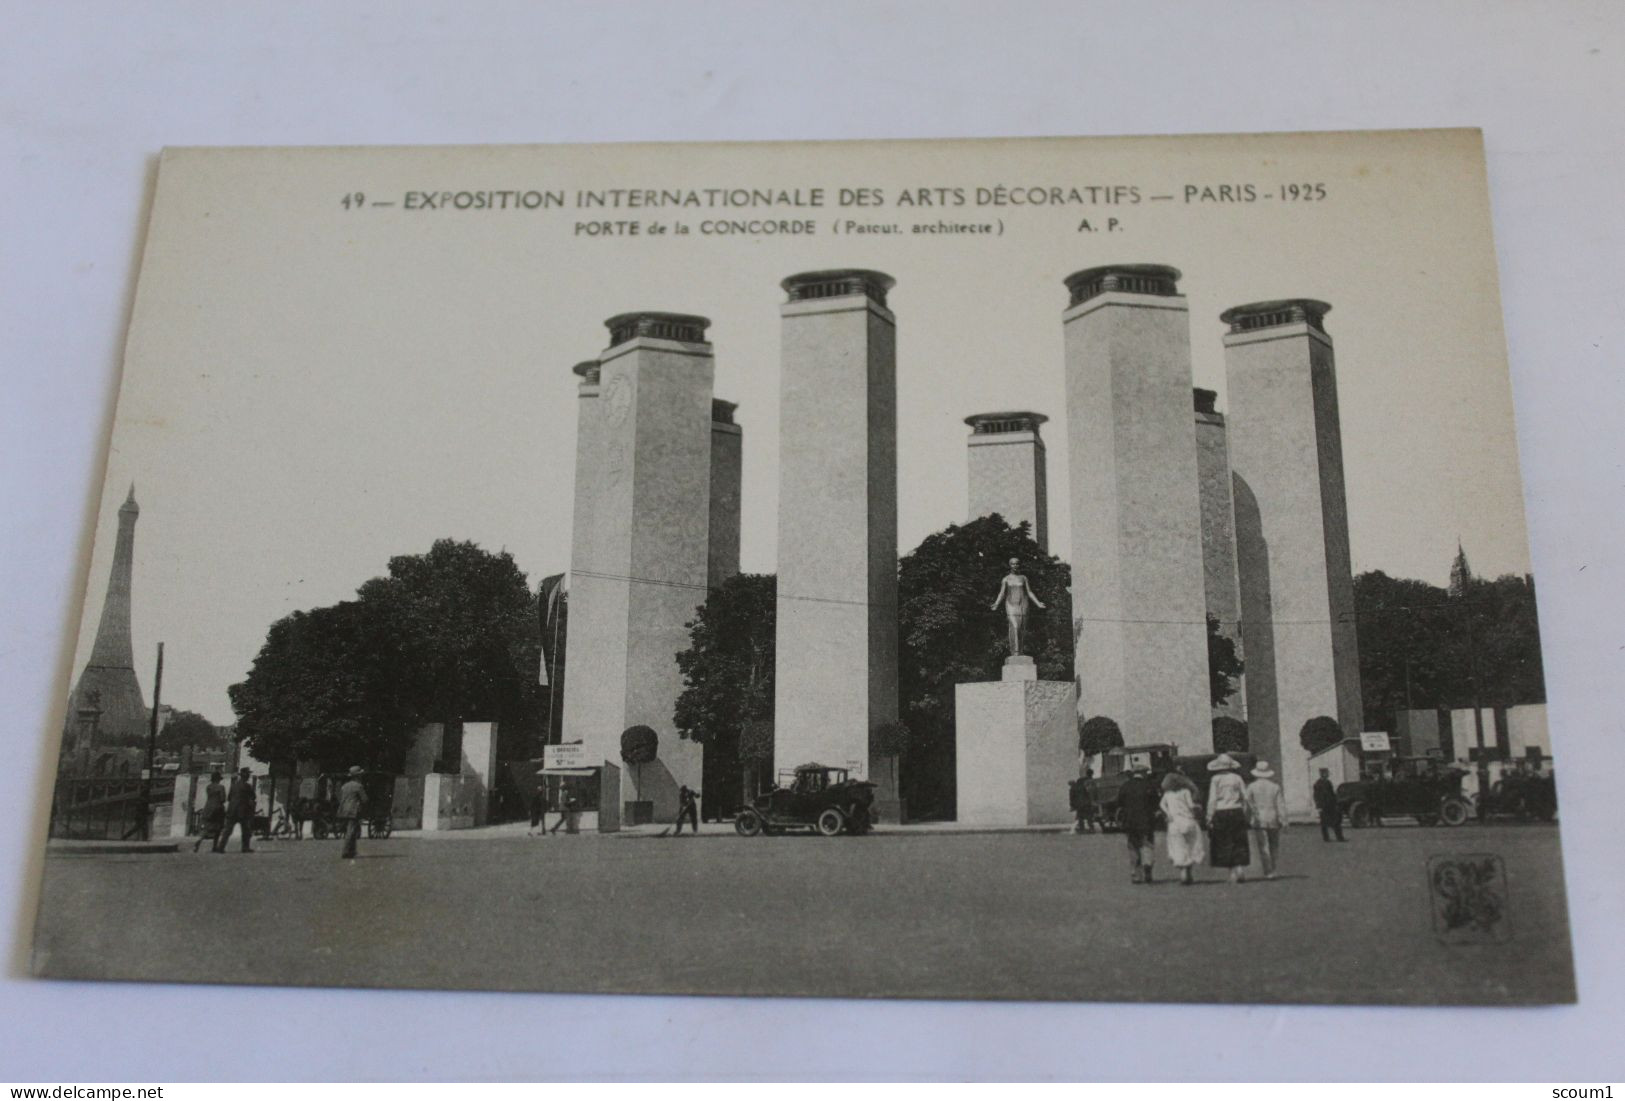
[1003,655,1037,681]
[955,678,1079,827]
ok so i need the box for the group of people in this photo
[191,767,259,853]
[525,787,580,836]
[1112,754,1291,886]
[525,784,702,835]
[192,765,371,859]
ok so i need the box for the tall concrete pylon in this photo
[562,314,717,823]
[1223,298,1363,817]
[772,269,901,819]
[1061,265,1212,752]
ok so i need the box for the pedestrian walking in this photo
[215,767,256,853]
[1117,764,1161,884]
[548,792,578,835]
[290,795,310,840]
[1244,760,1289,879]
[527,786,550,837]
[673,785,701,835]
[1073,768,1098,834]
[1313,768,1346,842]
[337,765,367,860]
[1205,754,1251,884]
[1158,771,1206,885]
[193,769,226,853]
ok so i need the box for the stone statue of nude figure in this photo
[990,557,1046,656]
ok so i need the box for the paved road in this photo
[31,823,1574,1004]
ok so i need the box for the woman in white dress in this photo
[1158,771,1206,885]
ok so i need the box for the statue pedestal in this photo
[954,667,1078,827]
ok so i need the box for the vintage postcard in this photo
[34,130,1573,1004]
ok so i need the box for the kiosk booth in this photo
[508,744,621,832]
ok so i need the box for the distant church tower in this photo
[65,486,147,755]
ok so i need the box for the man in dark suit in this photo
[673,785,701,835]
[1117,765,1161,883]
[216,767,256,853]
[1314,768,1346,841]
[337,765,368,860]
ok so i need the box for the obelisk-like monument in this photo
[1062,265,1211,751]
[1223,299,1363,816]
[773,270,900,817]
[964,411,1049,550]
[64,485,147,757]
[1194,388,1244,720]
[562,314,715,822]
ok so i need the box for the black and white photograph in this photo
[6,2,1625,1086]
[27,131,1575,1006]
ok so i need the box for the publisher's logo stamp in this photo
[1428,854,1511,944]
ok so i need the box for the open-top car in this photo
[734,762,875,837]
[1336,758,1472,827]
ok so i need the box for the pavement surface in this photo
[29,822,1575,1005]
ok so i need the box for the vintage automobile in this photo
[1336,758,1473,827]
[1476,769,1558,822]
[734,762,875,837]
[1086,743,1256,830]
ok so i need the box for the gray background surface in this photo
[2,0,1622,1081]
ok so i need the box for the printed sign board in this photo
[543,743,589,772]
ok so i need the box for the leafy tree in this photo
[157,709,224,755]
[1079,715,1125,757]
[674,574,777,808]
[674,574,777,747]
[1299,715,1345,756]
[739,720,774,765]
[359,540,541,727]
[229,599,420,771]
[1211,715,1249,754]
[1353,558,1545,731]
[897,515,1072,819]
[229,540,542,771]
[1207,615,1244,709]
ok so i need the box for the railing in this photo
[49,776,174,840]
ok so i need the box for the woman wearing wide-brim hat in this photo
[1205,753,1251,884]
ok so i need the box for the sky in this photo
[68,132,1534,724]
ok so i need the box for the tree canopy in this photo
[1211,715,1249,754]
[156,709,225,755]
[1207,615,1243,709]
[897,515,1072,819]
[1354,559,1545,730]
[228,540,541,771]
[673,573,777,747]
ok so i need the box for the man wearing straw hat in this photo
[1244,760,1289,879]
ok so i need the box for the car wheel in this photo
[1439,798,1470,827]
[734,810,764,837]
[1348,802,1370,829]
[815,808,845,837]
